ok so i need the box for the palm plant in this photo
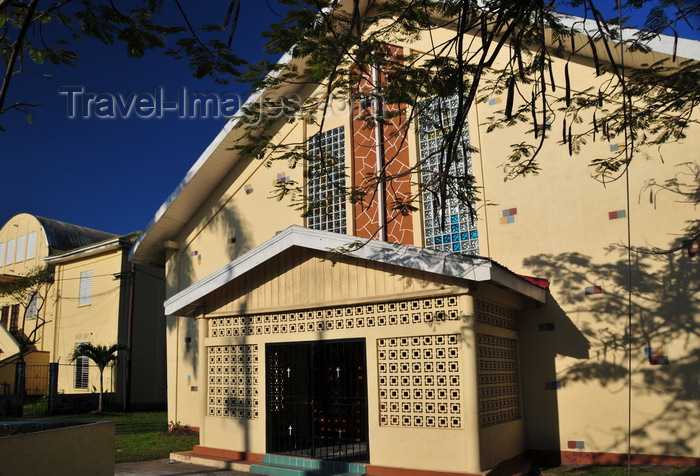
[70,343,126,412]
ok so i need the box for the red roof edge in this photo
[518,275,550,290]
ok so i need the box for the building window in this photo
[27,294,38,319]
[78,270,93,306]
[418,95,479,254]
[15,235,25,263]
[9,304,20,333]
[75,346,89,389]
[0,306,8,329]
[307,126,347,233]
[5,238,14,266]
[26,232,36,260]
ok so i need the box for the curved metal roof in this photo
[34,216,118,254]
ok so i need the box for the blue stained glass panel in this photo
[419,95,479,255]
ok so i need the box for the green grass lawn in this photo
[539,464,700,475]
[26,411,199,463]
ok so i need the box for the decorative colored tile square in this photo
[609,209,627,220]
[654,346,664,356]
[576,441,585,449]
[488,97,502,106]
[190,250,198,256]
[650,355,670,365]
[500,215,515,225]
[609,143,626,152]
[585,286,603,295]
[244,184,253,195]
[644,347,654,357]
[502,208,517,217]
[567,441,577,449]
[274,172,291,185]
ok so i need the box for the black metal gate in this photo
[266,339,369,462]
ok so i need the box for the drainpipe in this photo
[372,60,387,242]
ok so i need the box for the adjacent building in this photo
[0,213,165,410]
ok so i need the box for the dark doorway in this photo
[266,339,369,462]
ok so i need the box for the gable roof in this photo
[129,6,700,266]
[164,225,547,316]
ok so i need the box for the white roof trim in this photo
[128,52,294,264]
[164,226,546,316]
[555,13,700,61]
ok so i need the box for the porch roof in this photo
[164,225,547,317]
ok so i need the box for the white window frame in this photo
[78,270,93,306]
[74,344,89,390]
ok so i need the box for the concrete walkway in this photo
[115,458,254,476]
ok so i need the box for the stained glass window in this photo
[418,95,479,254]
[307,126,347,234]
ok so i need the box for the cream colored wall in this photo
[402,26,700,460]
[53,249,125,394]
[470,57,699,458]
[0,214,57,356]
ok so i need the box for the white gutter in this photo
[44,238,126,264]
[128,52,294,264]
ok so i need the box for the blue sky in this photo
[1,2,280,235]
[0,2,697,236]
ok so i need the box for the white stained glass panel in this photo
[307,126,347,234]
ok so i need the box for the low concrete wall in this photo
[0,420,114,475]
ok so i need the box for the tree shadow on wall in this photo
[521,247,698,459]
[167,203,255,384]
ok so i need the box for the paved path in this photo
[115,458,254,476]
